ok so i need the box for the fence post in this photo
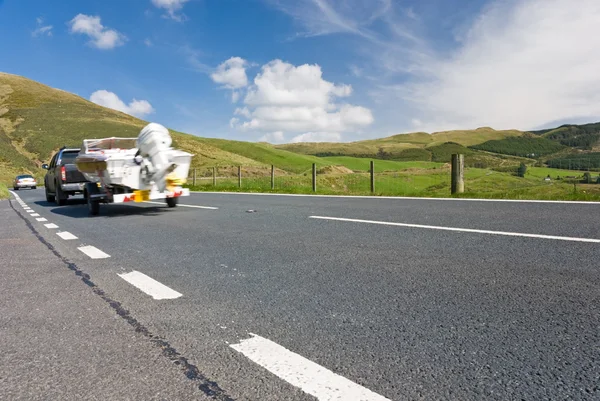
[370,160,375,194]
[212,167,216,186]
[312,163,317,192]
[271,165,275,190]
[238,166,241,188]
[192,168,196,186]
[451,154,464,194]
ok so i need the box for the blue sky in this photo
[1,0,599,143]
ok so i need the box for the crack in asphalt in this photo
[9,198,235,401]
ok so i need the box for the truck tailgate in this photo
[64,164,88,183]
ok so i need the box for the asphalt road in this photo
[3,188,600,400]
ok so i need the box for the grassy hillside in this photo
[276,127,524,158]
[0,72,332,182]
[191,137,330,174]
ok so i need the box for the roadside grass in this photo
[186,167,600,201]
[0,183,9,199]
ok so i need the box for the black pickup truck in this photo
[42,147,89,205]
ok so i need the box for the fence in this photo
[185,159,600,200]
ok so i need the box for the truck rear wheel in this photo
[166,197,178,208]
[55,184,67,206]
[45,186,53,202]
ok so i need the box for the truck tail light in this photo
[61,166,66,181]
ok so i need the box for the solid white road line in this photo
[36,217,48,222]
[230,334,390,401]
[44,223,59,229]
[117,271,183,300]
[57,231,78,240]
[310,216,600,243]
[194,191,600,204]
[144,201,219,209]
[78,245,110,259]
[30,213,40,217]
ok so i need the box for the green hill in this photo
[275,127,524,158]
[0,72,331,182]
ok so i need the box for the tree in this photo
[376,147,388,160]
[517,162,527,177]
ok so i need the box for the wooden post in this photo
[238,166,242,188]
[271,165,275,190]
[451,154,465,194]
[312,163,317,192]
[192,168,196,186]
[212,167,216,186]
[370,160,375,193]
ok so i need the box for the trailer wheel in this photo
[88,195,100,215]
[166,197,179,208]
[85,183,100,216]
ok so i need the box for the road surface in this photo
[2,188,599,400]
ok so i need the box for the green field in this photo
[186,165,600,201]
[321,156,444,172]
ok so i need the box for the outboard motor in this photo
[136,123,177,192]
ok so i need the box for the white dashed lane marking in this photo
[78,245,110,259]
[36,217,48,222]
[117,271,183,300]
[44,223,59,229]
[30,213,40,217]
[230,334,391,401]
[57,231,78,240]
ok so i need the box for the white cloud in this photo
[151,0,190,22]
[228,59,373,137]
[290,132,342,143]
[68,14,126,50]
[399,0,600,131]
[144,38,153,47]
[231,91,241,103]
[211,57,249,89]
[90,90,155,118]
[259,131,286,143]
[269,0,600,133]
[32,17,52,37]
[235,107,251,118]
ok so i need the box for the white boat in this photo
[74,123,194,215]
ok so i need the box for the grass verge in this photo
[185,168,600,202]
[0,183,10,199]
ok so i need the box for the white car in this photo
[13,174,37,190]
